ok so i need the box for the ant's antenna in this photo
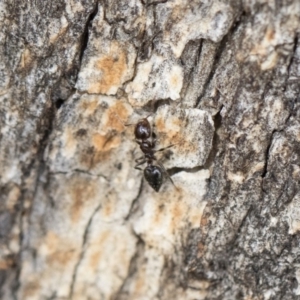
[111,112,133,127]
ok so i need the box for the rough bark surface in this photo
[0,0,300,299]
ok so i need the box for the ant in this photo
[132,116,175,192]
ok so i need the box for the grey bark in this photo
[0,0,300,299]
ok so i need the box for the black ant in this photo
[132,116,175,192]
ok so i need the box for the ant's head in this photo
[144,165,163,192]
[134,118,151,140]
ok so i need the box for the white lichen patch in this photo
[154,106,214,169]
[126,54,183,107]
[158,0,234,57]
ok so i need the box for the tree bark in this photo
[0,0,300,299]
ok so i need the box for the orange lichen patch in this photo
[80,98,99,116]
[155,116,166,132]
[89,230,110,270]
[103,100,131,132]
[92,134,108,150]
[92,133,121,152]
[157,129,192,155]
[156,112,182,132]
[155,115,185,147]
[70,179,97,222]
[89,42,127,94]
[171,132,186,147]
[80,133,121,168]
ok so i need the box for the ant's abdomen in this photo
[144,165,163,192]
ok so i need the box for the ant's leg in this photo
[134,160,146,171]
[135,156,145,163]
[157,161,177,189]
[125,122,135,126]
[150,137,157,148]
[155,144,175,153]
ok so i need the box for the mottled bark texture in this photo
[0,0,300,299]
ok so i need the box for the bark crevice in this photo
[69,202,102,299]
[124,178,144,221]
[79,2,99,65]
